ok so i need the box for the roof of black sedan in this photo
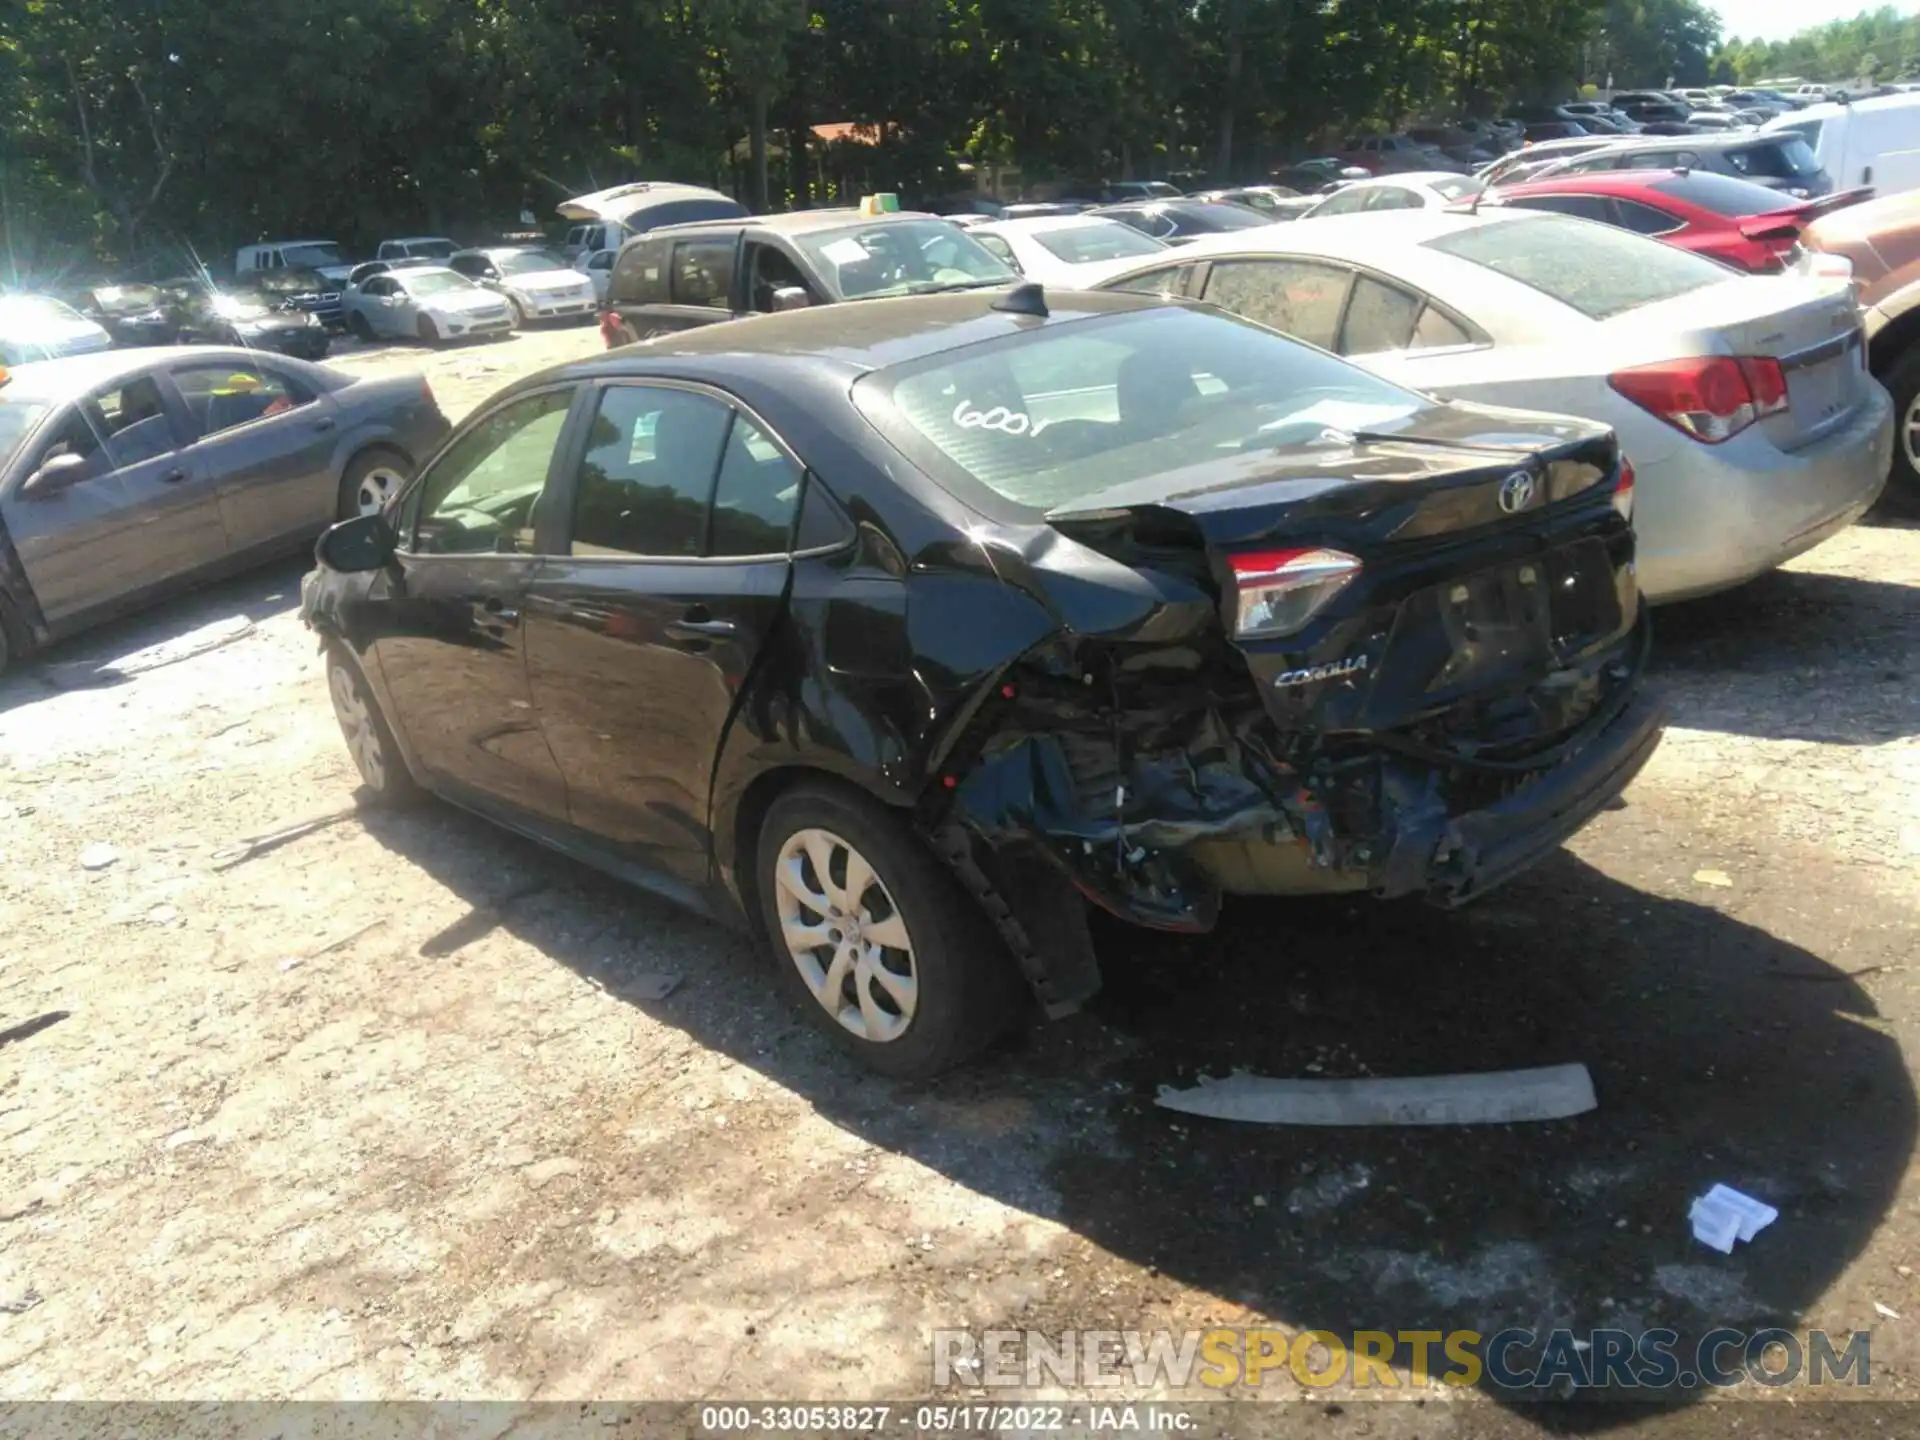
[553,287,1169,380]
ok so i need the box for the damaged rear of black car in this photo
[304,289,1660,1078]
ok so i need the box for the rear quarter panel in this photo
[330,374,450,472]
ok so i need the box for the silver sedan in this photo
[339,266,515,345]
[1094,207,1891,603]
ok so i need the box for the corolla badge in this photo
[1498,470,1538,514]
[1273,655,1370,689]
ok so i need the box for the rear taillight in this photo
[1612,456,1635,523]
[1228,548,1362,639]
[1607,356,1789,443]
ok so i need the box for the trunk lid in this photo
[1606,273,1866,448]
[1044,407,1636,741]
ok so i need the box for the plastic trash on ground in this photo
[1688,1184,1778,1254]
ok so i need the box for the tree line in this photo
[1716,6,1920,87]
[0,0,1864,279]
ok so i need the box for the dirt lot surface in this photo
[2,325,1918,1434]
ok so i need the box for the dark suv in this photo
[1541,132,1834,197]
[601,210,1016,345]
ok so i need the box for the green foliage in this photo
[1716,6,1920,85]
[0,0,1794,275]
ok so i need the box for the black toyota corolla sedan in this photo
[303,285,1663,1077]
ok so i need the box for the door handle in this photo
[666,616,738,640]
[313,416,336,433]
[160,468,189,484]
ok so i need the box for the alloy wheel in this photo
[1904,393,1920,474]
[773,827,918,1043]
[329,661,388,791]
[355,465,405,516]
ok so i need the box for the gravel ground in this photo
[1,327,1917,1434]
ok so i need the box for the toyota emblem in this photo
[1498,471,1537,514]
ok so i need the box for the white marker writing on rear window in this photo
[952,400,1051,436]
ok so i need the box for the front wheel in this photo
[508,296,528,327]
[754,783,1020,1078]
[348,312,375,342]
[325,647,418,805]
[416,315,440,346]
[1879,345,1920,517]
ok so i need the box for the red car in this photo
[1485,169,1871,272]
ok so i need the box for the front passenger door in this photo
[372,385,579,823]
[1,373,222,630]
[522,383,803,886]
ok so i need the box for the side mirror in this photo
[770,286,813,312]
[22,451,89,498]
[315,512,397,572]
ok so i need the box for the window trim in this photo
[548,376,816,567]
[22,375,186,489]
[395,381,586,560]
[1191,253,1489,358]
[667,234,742,312]
[1193,254,1356,352]
[165,360,317,445]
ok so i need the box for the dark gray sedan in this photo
[0,346,448,673]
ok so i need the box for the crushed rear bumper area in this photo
[1417,690,1666,907]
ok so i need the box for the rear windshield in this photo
[1178,203,1275,231]
[858,305,1428,513]
[1726,137,1823,179]
[1651,171,1796,216]
[1430,176,1484,202]
[1423,214,1726,319]
[87,284,159,313]
[1033,223,1165,265]
[254,268,326,295]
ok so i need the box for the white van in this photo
[1766,93,1920,194]
[233,239,354,285]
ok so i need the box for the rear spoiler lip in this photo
[1739,187,1875,241]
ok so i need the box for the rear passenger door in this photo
[166,359,341,552]
[522,381,804,887]
[1198,257,1353,350]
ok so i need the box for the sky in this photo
[1708,0,1920,43]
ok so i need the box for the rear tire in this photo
[753,782,1021,1078]
[337,449,412,521]
[0,592,25,678]
[325,646,418,806]
[348,312,374,342]
[1879,346,1920,517]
